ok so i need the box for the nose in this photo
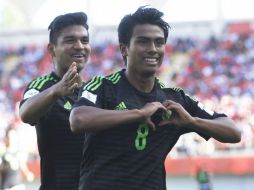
[74,40,84,49]
[147,42,157,52]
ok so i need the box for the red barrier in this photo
[165,156,254,176]
[27,159,40,179]
[27,155,254,179]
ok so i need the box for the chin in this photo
[142,69,157,77]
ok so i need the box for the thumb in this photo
[147,119,156,131]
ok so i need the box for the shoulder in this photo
[156,79,185,95]
[157,79,197,103]
[22,73,58,100]
[83,70,123,93]
[105,70,123,84]
[82,75,104,93]
[26,72,58,91]
[166,87,188,96]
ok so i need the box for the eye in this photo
[63,38,75,44]
[137,38,148,45]
[155,39,165,46]
[81,37,89,44]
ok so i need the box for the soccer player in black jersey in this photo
[19,12,91,190]
[70,7,241,190]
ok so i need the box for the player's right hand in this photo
[53,62,82,97]
[140,102,166,130]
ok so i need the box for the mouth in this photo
[70,53,86,61]
[70,53,87,64]
[143,57,159,65]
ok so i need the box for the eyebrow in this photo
[63,35,89,40]
[136,36,165,41]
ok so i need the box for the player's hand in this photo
[54,62,82,97]
[140,102,166,130]
[158,100,195,127]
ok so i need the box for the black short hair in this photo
[118,6,170,45]
[48,12,89,44]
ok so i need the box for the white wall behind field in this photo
[1,0,254,46]
[1,0,254,29]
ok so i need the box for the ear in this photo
[47,43,56,57]
[119,43,128,57]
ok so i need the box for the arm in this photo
[19,62,81,125]
[160,100,241,143]
[189,116,241,143]
[70,102,166,133]
[19,85,62,125]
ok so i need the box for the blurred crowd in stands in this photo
[0,33,253,176]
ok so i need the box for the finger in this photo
[71,62,78,72]
[163,100,175,107]
[68,73,79,87]
[68,62,76,73]
[69,82,79,93]
[69,63,78,77]
[69,61,77,69]
[158,120,171,127]
[156,103,167,113]
[66,67,79,85]
[65,62,77,79]
[164,102,180,112]
[148,121,156,131]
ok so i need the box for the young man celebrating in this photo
[19,12,91,190]
[70,7,241,190]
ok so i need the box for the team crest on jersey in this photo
[23,89,39,99]
[81,90,97,104]
[197,102,214,116]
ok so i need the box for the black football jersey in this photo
[75,69,226,190]
[20,72,85,190]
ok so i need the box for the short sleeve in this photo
[73,76,105,109]
[19,74,57,107]
[179,90,227,140]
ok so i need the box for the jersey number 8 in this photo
[135,123,149,151]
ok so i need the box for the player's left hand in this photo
[158,100,195,127]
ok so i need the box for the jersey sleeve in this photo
[73,76,106,109]
[19,75,56,107]
[178,89,227,140]
[183,92,227,119]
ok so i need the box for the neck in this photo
[53,64,64,79]
[125,70,155,93]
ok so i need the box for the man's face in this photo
[49,25,91,76]
[124,24,166,77]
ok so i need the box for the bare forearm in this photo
[190,117,241,143]
[70,106,144,133]
[19,86,59,125]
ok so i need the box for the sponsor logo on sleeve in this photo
[23,89,39,99]
[81,90,97,104]
[197,102,214,116]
